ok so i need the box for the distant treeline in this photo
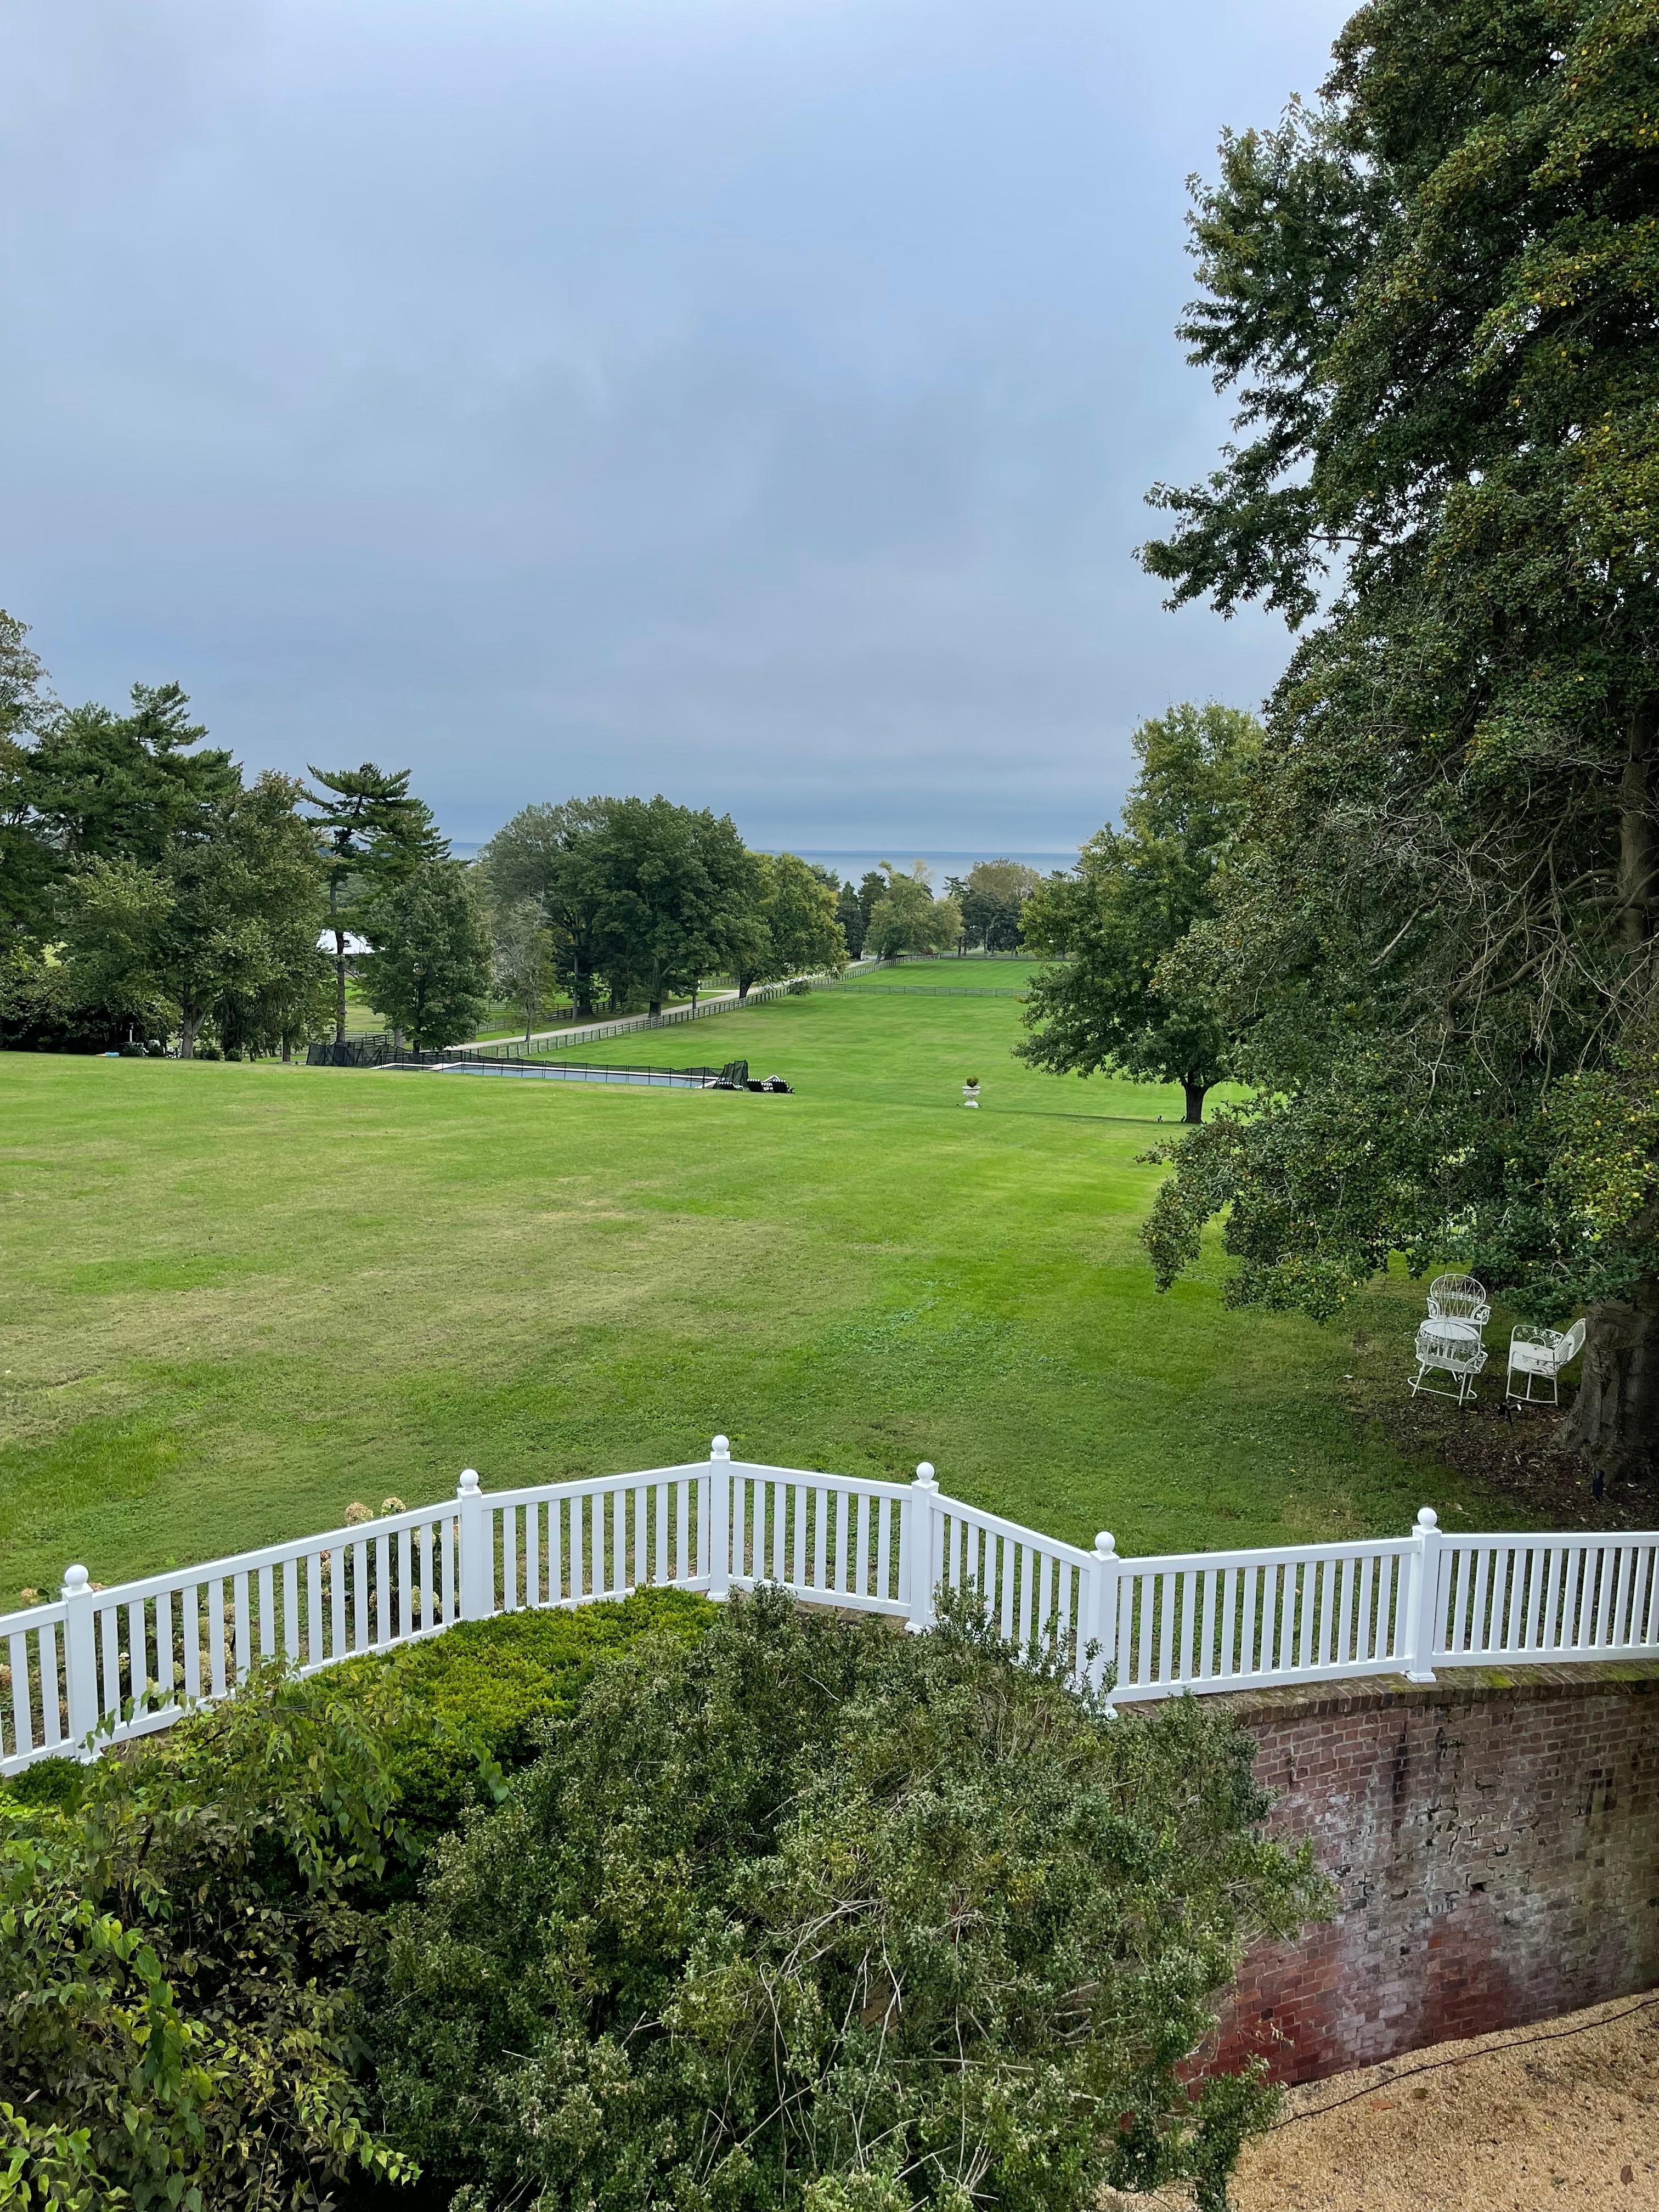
[0,613,1042,1057]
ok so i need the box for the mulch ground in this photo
[1104,1992,1659,2211]
[1340,1321,1655,1530]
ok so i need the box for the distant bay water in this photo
[785,850,1078,885]
[450,843,1078,879]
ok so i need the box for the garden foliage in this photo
[0,1592,707,2210]
[1135,0,1659,1462]
[375,1589,1324,2212]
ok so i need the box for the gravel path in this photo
[1105,1994,1659,2211]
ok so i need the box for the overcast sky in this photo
[2,1,1348,853]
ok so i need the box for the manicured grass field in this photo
[844,956,1043,990]
[0,988,1510,1602]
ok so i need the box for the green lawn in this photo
[0,989,1511,1602]
[846,957,1043,991]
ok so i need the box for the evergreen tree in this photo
[834,878,866,958]
[25,684,238,870]
[55,773,326,1059]
[357,861,493,1051]
[306,765,445,1042]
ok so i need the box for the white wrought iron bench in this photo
[1506,1318,1586,1406]
[1412,1317,1488,1405]
[1427,1273,1492,1328]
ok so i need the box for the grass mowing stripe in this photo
[0,989,1509,1598]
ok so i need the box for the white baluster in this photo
[61,1565,99,1756]
[457,1470,492,1620]
[708,1436,731,1600]
[1403,1506,1440,1682]
[905,1462,939,1631]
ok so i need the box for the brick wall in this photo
[1206,1661,1659,2085]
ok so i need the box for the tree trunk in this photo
[1617,700,1658,955]
[737,978,750,1004]
[179,1013,200,1060]
[330,878,348,1043]
[1558,1282,1659,1479]
[281,1034,292,1063]
[1183,1079,1207,1125]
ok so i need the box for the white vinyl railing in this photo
[3,1447,1656,1775]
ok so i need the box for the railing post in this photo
[708,1435,731,1600]
[457,1469,492,1621]
[1087,1532,1120,1706]
[1403,1506,1440,1682]
[61,1565,99,1756]
[906,1462,939,1632]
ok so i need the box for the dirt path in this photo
[1108,1994,1659,2210]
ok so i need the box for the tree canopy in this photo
[730,849,847,998]
[307,763,448,1042]
[952,858,1042,952]
[358,860,494,1051]
[1020,705,1261,1122]
[54,772,326,1060]
[376,1591,1323,2212]
[1135,0,1659,1463]
[865,864,962,961]
[479,798,615,1020]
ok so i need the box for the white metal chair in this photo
[1506,1318,1586,1406]
[1427,1273,1492,1328]
[1411,1319,1488,1406]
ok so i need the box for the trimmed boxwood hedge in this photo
[329,1585,714,1846]
[0,1588,714,1845]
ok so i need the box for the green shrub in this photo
[335,1587,712,1850]
[1,1753,89,1813]
[0,1665,416,2210]
[374,1589,1328,2212]
[0,1594,710,2208]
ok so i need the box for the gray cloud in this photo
[1,0,1349,850]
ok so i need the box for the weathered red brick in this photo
[1203,1661,1659,2085]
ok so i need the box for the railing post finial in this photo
[61,1564,99,1757]
[456,1469,490,1620]
[708,1437,731,1599]
[906,1462,939,1632]
[1088,1534,1120,1706]
[1403,1505,1441,1684]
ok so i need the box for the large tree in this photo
[589,797,755,1016]
[1020,705,1261,1124]
[357,860,494,1052]
[492,895,555,1040]
[955,858,1043,953]
[479,799,614,1020]
[0,611,59,951]
[25,683,239,872]
[306,764,444,1042]
[865,864,962,961]
[1136,0,1659,1466]
[55,772,326,1059]
[730,850,847,1000]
